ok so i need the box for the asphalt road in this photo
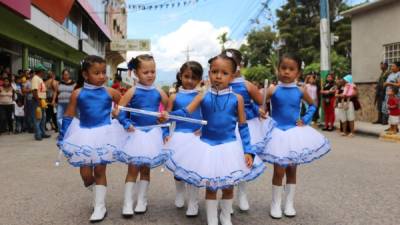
[0,131,399,225]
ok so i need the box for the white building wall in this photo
[351,1,400,83]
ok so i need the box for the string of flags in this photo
[125,0,205,11]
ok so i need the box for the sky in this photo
[123,0,366,85]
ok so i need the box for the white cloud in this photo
[127,20,243,85]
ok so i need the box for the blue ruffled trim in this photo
[252,118,276,155]
[165,154,266,191]
[258,137,331,167]
[113,149,172,169]
[59,141,116,167]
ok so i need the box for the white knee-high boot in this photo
[237,182,250,211]
[135,180,149,213]
[284,184,296,217]
[206,200,218,225]
[219,199,233,225]
[175,180,185,208]
[270,185,283,219]
[122,182,135,217]
[186,185,199,216]
[89,185,107,222]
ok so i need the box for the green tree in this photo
[239,26,276,67]
[276,0,350,65]
[217,32,230,51]
[242,65,275,83]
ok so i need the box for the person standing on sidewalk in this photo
[55,69,75,130]
[0,77,15,134]
[382,62,400,126]
[45,70,58,132]
[374,62,390,124]
[386,87,400,135]
[321,73,337,131]
[31,64,50,140]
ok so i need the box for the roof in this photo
[342,0,398,17]
[76,0,111,40]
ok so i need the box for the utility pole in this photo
[319,0,331,123]
[182,46,193,61]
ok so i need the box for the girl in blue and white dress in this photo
[165,53,265,225]
[115,54,170,217]
[57,55,123,222]
[259,53,331,219]
[164,61,203,217]
[223,48,275,212]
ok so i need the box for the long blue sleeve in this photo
[57,116,73,146]
[302,104,317,125]
[118,110,133,130]
[238,123,254,156]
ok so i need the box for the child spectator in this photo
[386,87,400,135]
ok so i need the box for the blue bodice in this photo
[77,84,112,128]
[271,84,303,131]
[127,84,161,126]
[230,77,259,120]
[200,89,238,145]
[173,89,202,132]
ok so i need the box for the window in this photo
[384,42,400,64]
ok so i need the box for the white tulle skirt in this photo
[236,117,276,154]
[165,136,266,191]
[258,125,331,166]
[60,118,127,167]
[113,127,171,168]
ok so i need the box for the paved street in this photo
[0,131,399,225]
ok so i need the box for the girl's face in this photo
[135,60,156,86]
[83,62,107,86]
[3,79,10,87]
[278,58,300,84]
[180,68,201,90]
[327,75,334,82]
[391,64,399,73]
[308,76,316,84]
[62,71,70,81]
[208,58,235,90]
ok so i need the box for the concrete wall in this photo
[351,1,400,83]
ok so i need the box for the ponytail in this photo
[174,72,183,93]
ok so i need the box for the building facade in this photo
[0,0,125,80]
[342,0,400,121]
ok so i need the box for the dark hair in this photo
[221,48,242,66]
[208,52,237,73]
[278,53,302,71]
[393,61,400,68]
[175,61,203,92]
[381,62,388,67]
[75,55,106,89]
[128,54,154,71]
[390,86,399,95]
[61,69,70,75]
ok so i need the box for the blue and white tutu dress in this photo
[164,88,202,156]
[114,83,171,168]
[165,88,265,191]
[59,83,126,167]
[230,77,275,153]
[258,83,331,166]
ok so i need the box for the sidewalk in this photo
[354,121,400,143]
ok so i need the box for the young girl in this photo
[164,61,203,217]
[338,75,357,137]
[114,54,170,217]
[386,87,400,134]
[57,55,123,222]
[304,74,319,125]
[223,48,274,212]
[321,73,336,131]
[165,53,265,225]
[259,53,331,219]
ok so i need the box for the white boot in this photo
[186,185,199,217]
[206,200,219,225]
[122,182,135,217]
[89,185,107,222]
[134,180,149,213]
[237,182,250,211]
[219,199,233,225]
[175,180,185,208]
[284,184,296,217]
[270,185,283,219]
